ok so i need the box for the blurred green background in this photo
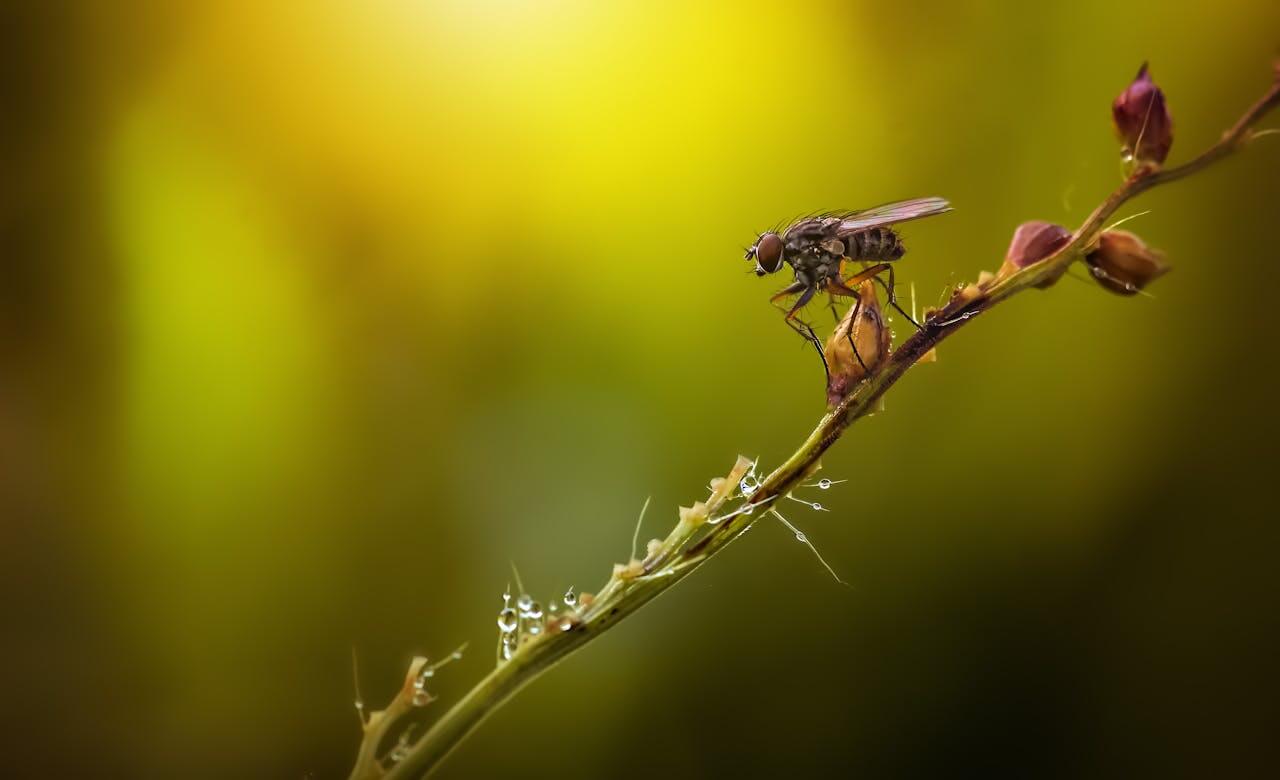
[4,1,1279,777]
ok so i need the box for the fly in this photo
[745,196,952,378]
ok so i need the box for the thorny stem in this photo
[367,67,1279,780]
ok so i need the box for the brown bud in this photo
[824,281,890,408]
[612,560,645,579]
[997,220,1072,288]
[1112,63,1173,166]
[1085,230,1170,295]
[952,283,983,306]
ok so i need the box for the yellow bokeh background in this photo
[5,1,1280,776]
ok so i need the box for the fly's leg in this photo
[771,283,829,381]
[837,262,891,290]
[841,262,924,331]
[784,316,829,381]
[874,264,924,331]
[826,280,869,375]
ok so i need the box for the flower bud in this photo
[1112,63,1173,166]
[1085,229,1170,295]
[824,281,890,408]
[997,220,1072,287]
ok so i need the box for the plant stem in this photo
[370,66,1279,780]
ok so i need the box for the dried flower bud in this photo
[1112,63,1173,166]
[1085,229,1170,295]
[997,220,1072,289]
[677,501,709,530]
[824,280,890,408]
[612,560,644,579]
[404,656,430,693]
[707,456,752,511]
[952,283,983,306]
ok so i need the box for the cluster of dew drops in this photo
[734,459,839,517]
[731,458,847,581]
[380,463,849,767]
[409,646,465,709]
[497,585,582,661]
[490,462,847,664]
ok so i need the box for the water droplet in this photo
[501,641,514,661]
[560,620,574,632]
[818,479,832,490]
[497,608,518,632]
[516,594,533,613]
[390,746,409,762]
[548,600,559,613]
[354,699,364,711]
[526,601,543,620]
[411,690,432,707]
[795,532,808,543]
[527,622,542,636]
[563,587,577,607]
[743,505,755,515]
[419,667,435,679]
[812,503,824,511]
[451,650,463,660]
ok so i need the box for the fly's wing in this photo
[831,197,951,235]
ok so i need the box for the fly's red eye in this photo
[755,233,783,274]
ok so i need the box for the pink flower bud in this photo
[1112,63,1173,166]
[1085,230,1170,295]
[997,221,1072,288]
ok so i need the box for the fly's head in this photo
[745,232,785,277]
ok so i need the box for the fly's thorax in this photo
[788,243,842,283]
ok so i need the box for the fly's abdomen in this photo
[848,227,905,262]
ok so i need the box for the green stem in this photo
[368,66,1279,780]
